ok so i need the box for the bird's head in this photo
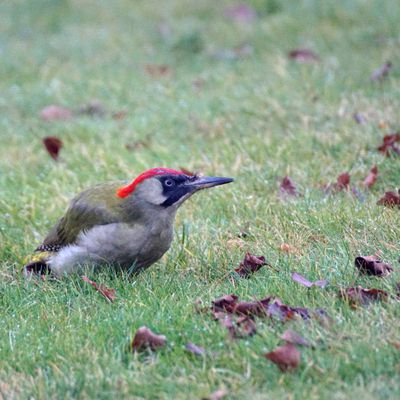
[117,167,233,208]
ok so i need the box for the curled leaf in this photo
[339,286,388,306]
[234,252,267,278]
[82,275,116,302]
[291,272,328,288]
[43,136,63,160]
[355,255,393,276]
[131,326,166,351]
[363,165,378,189]
[265,343,301,372]
[377,190,400,208]
[279,176,299,198]
[377,133,400,156]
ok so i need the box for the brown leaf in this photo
[267,299,310,321]
[265,343,301,372]
[377,133,400,156]
[202,388,228,400]
[377,190,400,208]
[371,61,392,81]
[131,326,166,352]
[234,252,267,278]
[281,329,310,347]
[82,275,116,302]
[291,272,328,288]
[78,100,105,117]
[279,176,299,198]
[363,165,378,188]
[42,136,63,160]
[233,297,272,317]
[288,48,320,63]
[355,255,393,276]
[219,314,256,339]
[185,342,205,356]
[40,105,73,121]
[211,294,238,313]
[336,172,350,190]
[224,4,257,23]
[144,64,171,78]
[338,286,388,306]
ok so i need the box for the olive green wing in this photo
[37,183,124,250]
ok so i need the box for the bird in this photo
[23,167,233,277]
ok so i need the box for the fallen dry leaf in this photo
[279,176,299,198]
[291,272,328,288]
[131,326,166,352]
[335,172,350,190]
[281,329,310,347]
[40,105,73,121]
[224,4,257,23]
[363,165,378,188]
[371,61,392,81]
[355,255,393,276]
[82,275,116,302]
[219,314,256,339]
[267,299,310,321]
[377,190,400,208]
[377,133,400,156]
[234,252,267,278]
[339,286,388,306]
[43,136,63,160]
[265,343,301,372]
[211,294,239,314]
[185,342,205,356]
[288,48,320,63]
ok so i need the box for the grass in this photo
[1,0,400,398]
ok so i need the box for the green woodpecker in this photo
[23,168,233,277]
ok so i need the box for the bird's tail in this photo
[22,251,53,277]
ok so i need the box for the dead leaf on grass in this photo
[377,133,400,156]
[363,165,378,189]
[82,275,116,302]
[43,136,63,160]
[377,190,400,208]
[265,343,301,371]
[279,243,299,254]
[355,255,393,276]
[131,326,166,351]
[291,272,328,288]
[234,252,268,277]
[279,176,299,198]
[338,286,388,306]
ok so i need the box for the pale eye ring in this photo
[165,179,174,187]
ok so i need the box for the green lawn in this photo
[1,0,400,398]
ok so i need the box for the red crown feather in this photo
[116,168,185,198]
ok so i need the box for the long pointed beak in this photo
[186,175,234,190]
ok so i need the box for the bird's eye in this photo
[164,179,175,187]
